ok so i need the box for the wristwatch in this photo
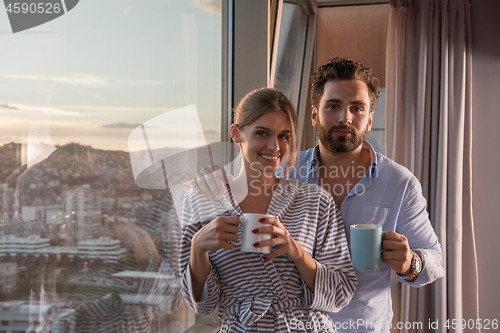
[399,251,422,281]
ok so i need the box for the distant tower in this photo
[64,185,101,245]
[0,184,6,221]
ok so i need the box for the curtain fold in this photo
[385,0,478,332]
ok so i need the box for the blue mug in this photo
[350,224,384,272]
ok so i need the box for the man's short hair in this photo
[311,57,381,111]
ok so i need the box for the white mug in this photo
[233,213,273,254]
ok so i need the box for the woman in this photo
[180,88,356,332]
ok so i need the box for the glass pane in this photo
[365,87,386,155]
[0,0,223,331]
[273,2,305,108]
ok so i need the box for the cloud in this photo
[102,122,142,129]
[193,0,221,15]
[112,77,166,87]
[0,103,79,116]
[0,73,165,88]
[123,4,131,15]
[0,73,107,87]
[67,105,173,112]
[204,129,220,141]
[0,104,18,110]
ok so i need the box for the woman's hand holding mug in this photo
[192,215,241,253]
[192,214,303,261]
[252,216,301,261]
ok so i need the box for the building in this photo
[112,271,178,312]
[0,235,126,263]
[0,235,50,258]
[76,237,127,263]
[63,185,101,244]
[21,204,64,225]
[0,262,16,293]
[0,220,17,238]
[0,301,75,333]
[0,184,6,218]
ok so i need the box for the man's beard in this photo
[316,119,369,155]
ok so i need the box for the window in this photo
[0,0,227,331]
[270,0,317,149]
[271,2,307,108]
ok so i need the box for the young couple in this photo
[181,57,444,332]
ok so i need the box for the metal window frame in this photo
[269,0,311,106]
[221,0,232,143]
[296,0,317,150]
[269,0,318,150]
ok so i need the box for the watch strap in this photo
[400,251,422,281]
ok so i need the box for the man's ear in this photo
[311,106,318,127]
[367,111,374,132]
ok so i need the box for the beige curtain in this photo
[385,0,479,332]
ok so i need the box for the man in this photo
[192,57,444,332]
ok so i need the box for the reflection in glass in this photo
[273,3,306,108]
[0,0,223,331]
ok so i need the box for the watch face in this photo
[414,253,422,272]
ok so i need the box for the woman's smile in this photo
[259,153,280,161]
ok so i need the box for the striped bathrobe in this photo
[181,178,357,332]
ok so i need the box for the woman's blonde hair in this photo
[233,88,297,175]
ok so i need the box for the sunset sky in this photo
[0,0,222,152]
